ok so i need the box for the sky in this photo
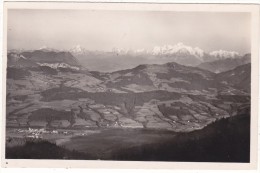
[7,9,251,54]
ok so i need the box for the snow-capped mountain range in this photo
[209,50,240,59]
[8,43,248,72]
[67,43,245,69]
[9,42,242,61]
[69,42,241,61]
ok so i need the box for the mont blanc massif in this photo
[6,43,251,162]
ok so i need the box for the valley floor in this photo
[6,113,250,162]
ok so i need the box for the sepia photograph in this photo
[1,2,259,170]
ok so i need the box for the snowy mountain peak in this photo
[39,45,48,50]
[74,45,84,52]
[112,47,134,55]
[37,62,80,70]
[151,42,205,59]
[209,50,240,59]
[38,46,60,52]
[70,45,87,54]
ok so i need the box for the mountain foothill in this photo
[6,43,251,132]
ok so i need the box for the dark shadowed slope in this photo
[6,140,92,159]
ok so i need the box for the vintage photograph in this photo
[2,2,259,168]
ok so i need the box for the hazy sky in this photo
[8,10,251,53]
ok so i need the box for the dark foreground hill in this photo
[6,139,91,159]
[111,110,250,162]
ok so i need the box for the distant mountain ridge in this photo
[104,62,218,93]
[20,50,80,66]
[197,54,251,73]
[7,50,81,70]
[102,61,250,95]
[215,63,251,92]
